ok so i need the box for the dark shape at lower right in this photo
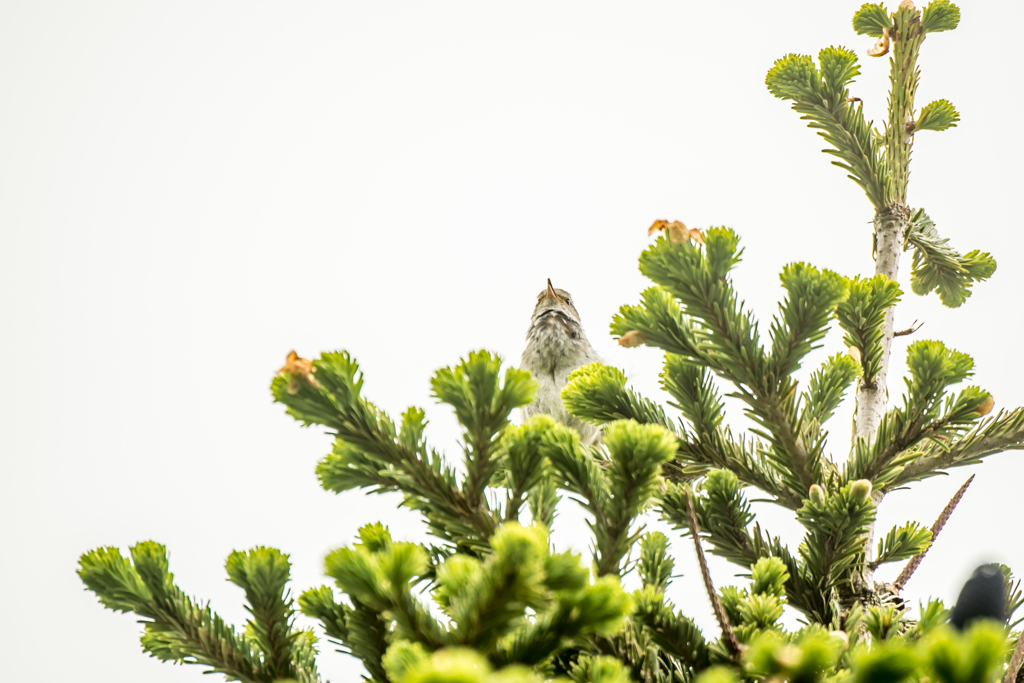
[950,563,1006,630]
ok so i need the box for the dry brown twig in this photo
[893,475,975,591]
[893,320,924,338]
[1004,631,1024,683]
[685,488,743,659]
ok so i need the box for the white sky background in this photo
[2,1,1023,680]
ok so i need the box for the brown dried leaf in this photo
[867,28,890,57]
[847,345,863,364]
[618,330,647,348]
[648,219,670,236]
[976,396,995,417]
[682,226,706,245]
[277,350,319,394]
[649,219,704,245]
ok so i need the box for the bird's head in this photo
[531,279,582,325]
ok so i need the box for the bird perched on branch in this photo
[521,279,602,445]
[949,563,1005,630]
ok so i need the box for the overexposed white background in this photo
[2,1,1022,680]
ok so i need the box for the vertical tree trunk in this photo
[853,204,909,596]
[855,206,909,442]
[849,3,925,601]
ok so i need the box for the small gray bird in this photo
[521,279,602,444]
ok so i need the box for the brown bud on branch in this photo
[277,350,320,394]
[976,396,995,417]
[618,331,646,348]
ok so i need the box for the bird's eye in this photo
[565,298,572,305]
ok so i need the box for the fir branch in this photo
[834,275,902,387]
[527,477,560,530]
[445,524,549,651]
[662,357,797,507]
[300,552,392,683]
[494,576,632,667]
[539,423,617,573]
[796,480,876,611]
[298,586,349,648]
[616,234,822,505]
[750,556,790,600]
[667,475,824,622]
[637,532,675,595]
[661,356,723,438]
[891,408,1024,487]
[431,351,536,510]
[78,542,316,683]
[870,522,933,569]
[802,353,862,429]
[633,230,768,394]
[631,586,710,669]
[904,208,997,308]
[662,472,757,570]
[561,363,676,432]
[324,541,447,650]
[674,428,797,507]
[768,262,848,383]
[750,391,818,504]
[493,418,557,523]
[845,341,991,490]
[921,0,961,33]
[275,351,517,553]
[569,655,635,683]
[893,474,974,591]
[610,286,704,360]
[747,525,827,623]
[852,3,891,38]
[766,47,891,210]
[225,547,301,680]
[120,548,268,680]
[1003,566,1024,631]
[684,487,743,659]
[299,594,383,683]
[542,421,676,577]
[664,475,826,620]
[883,3,932,206]
[914,99,959,133]
[563,360,762,489]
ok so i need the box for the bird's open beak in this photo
[546,278,563,303]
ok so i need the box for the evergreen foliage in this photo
[79,2,1024,682]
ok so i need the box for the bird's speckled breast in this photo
[522,311,585,376]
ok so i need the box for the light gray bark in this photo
[855,207,908,442]
[854,205,910,595]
